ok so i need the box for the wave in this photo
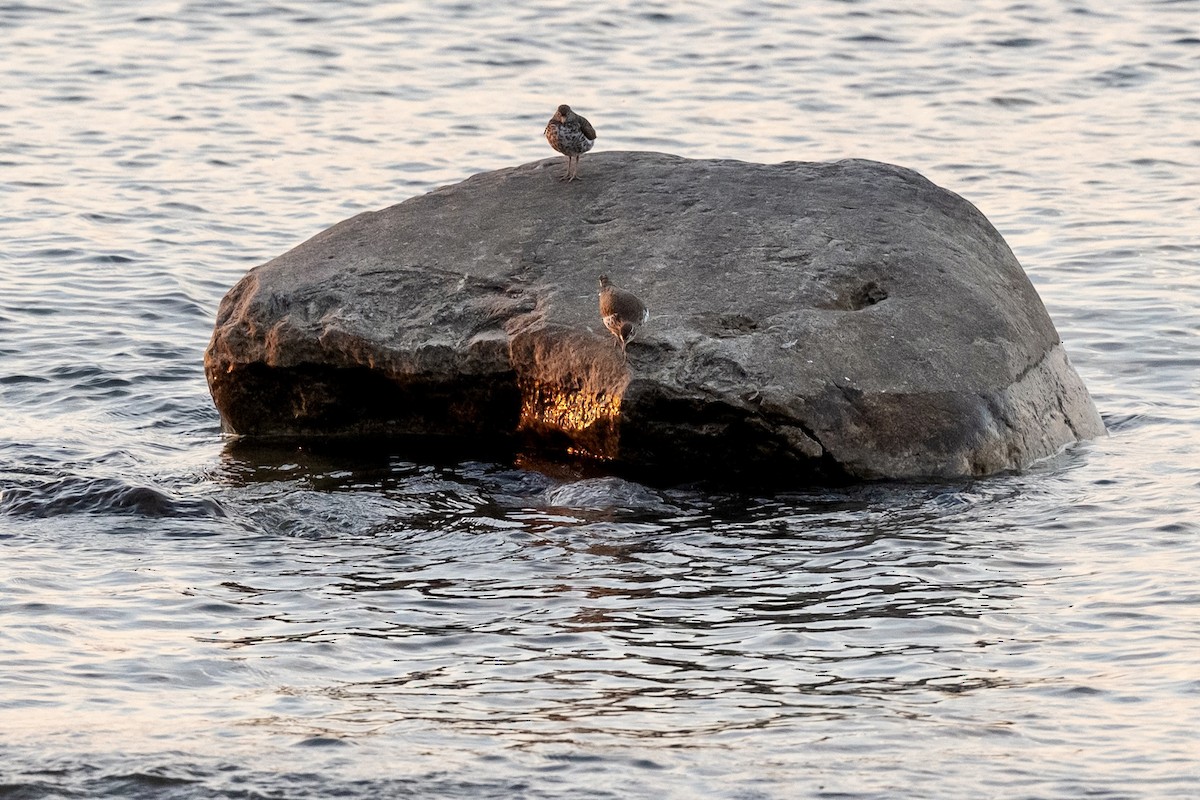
[0,474,226,519]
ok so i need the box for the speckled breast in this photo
[545,123,594,157]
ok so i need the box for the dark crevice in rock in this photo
[1057,393,1082,440]
[715,313,758,337]
[777,414,829,459]
[849,281,888,309]
[826,280,888,311]
[833,382,866,409]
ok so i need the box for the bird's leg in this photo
[559,157,571,181]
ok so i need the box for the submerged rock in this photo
[204,151,1104,482]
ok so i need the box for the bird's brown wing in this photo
[578,115,597,140]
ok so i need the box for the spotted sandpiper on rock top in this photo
[544,104,596,182]
[598,275,648,358]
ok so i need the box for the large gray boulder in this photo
[205,152,1104,482]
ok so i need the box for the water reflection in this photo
[181,454,1041,754]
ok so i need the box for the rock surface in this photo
[205,151,1105,482]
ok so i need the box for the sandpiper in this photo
[544,104,596,182]
[598,275,648,359]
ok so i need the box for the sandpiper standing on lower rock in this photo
[545,104,596,182]
[598,275,648,360]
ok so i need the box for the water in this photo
[2,1,1198,797]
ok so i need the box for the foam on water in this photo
[2,1,1199,797]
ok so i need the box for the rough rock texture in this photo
[205,151,1105,482]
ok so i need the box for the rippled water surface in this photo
[3,1,1199,797]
